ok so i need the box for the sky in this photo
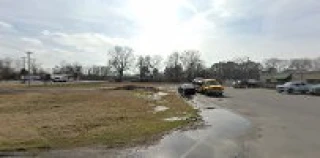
[0,0,320,69]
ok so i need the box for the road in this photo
[210,88,320,158]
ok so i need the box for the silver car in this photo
[309,84,320,95]
[276,82,310,94]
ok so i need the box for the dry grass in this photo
[0,87,198,151]
[1,82,173,89]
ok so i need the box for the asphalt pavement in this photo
[211,88,320,158]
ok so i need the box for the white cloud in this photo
[21,37,42,46]
[42,31,129,53]
[41,30,50,36]
[0,21,12,29]
[1,0,320,69]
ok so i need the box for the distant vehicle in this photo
[309,84,320,95]
[276,82,310,94]
[51,74,68,82]
[21,75,41,81]
[178,84,196,97]
[198,79,224,96]
[233,80,247,88]
[192,78,204,92]
[233,79,261,88]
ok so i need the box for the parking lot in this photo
[208,87,320,158]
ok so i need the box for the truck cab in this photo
[199,79,224,96]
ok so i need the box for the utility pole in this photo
[21,57,26,69]
[21,57,27,84]
[26,52,33,86]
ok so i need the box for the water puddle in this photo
[126,108,251,158]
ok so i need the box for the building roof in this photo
[274,73,291,80]
[263,73,291,80]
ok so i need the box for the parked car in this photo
[178,84,196,97]
[192,78,204,92]
[51,75,68,82]
[233,80,247,88]
[309,84,320,95]
[276,82,310,94]
[233,79,261,88]
[198,79,224,96]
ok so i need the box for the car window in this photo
[205,80,220,86]
[284,82,292,86]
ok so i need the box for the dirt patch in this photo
[113,85,159,92]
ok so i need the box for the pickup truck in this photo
[198,79,224,96]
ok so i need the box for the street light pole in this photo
[26,52,33,86]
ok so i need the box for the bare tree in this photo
[264,58,289,72]
[30,59,41,75]
[137,55,152,81]
[164,52,183,82]
[150,55,163,80]
[108,46,134,81]
[180,50,202,81]
[0,58,16,80]
[289,58,313,80]
[312,57,320,71]
[150,55,163,70]
[167,52,180,68]
[289,58,313,71]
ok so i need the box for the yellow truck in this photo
[198,79,224,96]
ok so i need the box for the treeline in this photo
[0,57,45,80]
[1,45,320,82]
[263,57,320,73]
[106,46,262,82]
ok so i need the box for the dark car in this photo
[192,78,204,92]
[233,79,261,88]
[178,84,196,97]
[233,80,247,88]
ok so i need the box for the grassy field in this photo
[0,84,198,152]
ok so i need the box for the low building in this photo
[291,71,320,84]
[260,69,320,88]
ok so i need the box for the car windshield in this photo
[206,80,220,86]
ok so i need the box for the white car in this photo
[309,84,320,95]
[276,82,310,94]
[51,75,68,82]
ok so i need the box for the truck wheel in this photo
[204,89,209,95]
